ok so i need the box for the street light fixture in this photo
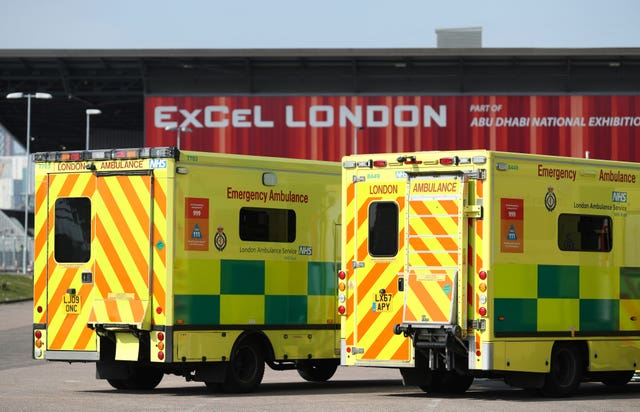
[165,125,192,150]
[6,91,52,274]
[353,126,363,155]
[85,109,102,150]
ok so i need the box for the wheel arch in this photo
[551,340,589,371]
[232,330,274,363]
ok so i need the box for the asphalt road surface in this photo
[2,300,640,412]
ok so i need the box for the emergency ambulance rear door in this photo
[45,170,155,359]
[348,172,412,366]
[89,171,155,334]
[44,171,98,359]
[402,174,468,332]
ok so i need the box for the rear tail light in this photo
[337,271,347,315]
[156,331,165,361]
[478,270,488,317]
[34,329,45,358]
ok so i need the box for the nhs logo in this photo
[612,191,627,202]
[149,159,167,169]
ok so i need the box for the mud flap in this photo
[115,332,140,361]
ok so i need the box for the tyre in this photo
[106,365,163,391]
[424,370,473,394]
[296,359,339,382]
[541,343,584,397]
[222,339,265,393]
[436,370,474,394]
[106,379,129,390]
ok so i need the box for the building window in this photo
[368,201,399,257]
[558,213,612,252]
[239,207,296,242]
[54,197,91,263]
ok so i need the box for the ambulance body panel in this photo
[33,147,341,392]
[338,150,640,396]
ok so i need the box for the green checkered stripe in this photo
[493,264,640,335]
[174,260,336,325]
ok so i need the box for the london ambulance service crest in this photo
[545,187,557,211]
[214,226,227,251]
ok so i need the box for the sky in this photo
[1,0,639,49]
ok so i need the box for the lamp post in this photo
[85,109,102,150]
[165,125,192,150]
[6,92,52,274]
[353,126,363,154]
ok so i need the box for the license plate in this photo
[63,294,81,314]
[372,293,393,312]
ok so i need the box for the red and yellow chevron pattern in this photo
[33,168,168,353]
[343,179,411,364]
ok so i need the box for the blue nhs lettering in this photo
[612,191,627,202]
[149,159,167,169]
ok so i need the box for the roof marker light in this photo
[113,149,139,159]
[343,161,356,169]
[372,160,387,167]
[439,157,457,166]
[59,152,83,161]
[472,156,487,164]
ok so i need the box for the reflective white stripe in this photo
[45,350,99,361]
[482,342,493,370]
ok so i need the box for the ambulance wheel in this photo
[107,366,163,390]
[296,359,339,382]
[600,370,634,386]
[223,340,264,393]
[436,371,474,394]
[421,370,473,394]
[124,366,164,390]
[541,343,584,397]
[106,379,129,390]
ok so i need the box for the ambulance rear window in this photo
[558,213,612,252]
[54,197,91,263]
[239,207,296,242]
[368,201,399,257]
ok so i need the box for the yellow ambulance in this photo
[32,147,341,392]
[338,150,640,396]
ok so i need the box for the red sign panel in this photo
[145,96,640,161]
[501,198,524,253]
[185,197,209,251]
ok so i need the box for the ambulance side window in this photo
[54,197,91,263]
[558,213,612,252]
[368,201,398,257]
[239,207,296,242]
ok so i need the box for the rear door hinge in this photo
[468,319,486,331]
[352,261,365,269]
[464,204,483,219]
[353,175,365,183]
